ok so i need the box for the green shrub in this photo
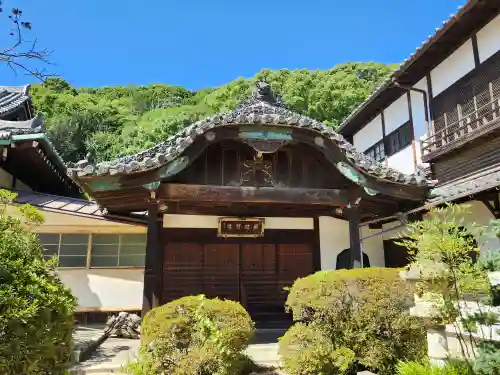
[396,359,473,375]
[472,341,500,375]
[280,268,426,375]
[0,190,76,374]
[135,294,255,375]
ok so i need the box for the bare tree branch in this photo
[1,3,55,81]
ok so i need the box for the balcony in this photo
[421,94,500,162]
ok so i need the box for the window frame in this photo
[385,121,413,157]
[38,233,90,269]
[38,233,147,270]
[364,140,386,162]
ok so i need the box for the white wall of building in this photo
[318,216,385,270]
[430,39,475,97]
[384,94,409,134]
[163,214,314,230]
[387,146,415,175]
[58,269,144,311]
[477,13,500,63]
[353,114,383,152]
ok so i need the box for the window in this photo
[37,233,147,268]
[386,121,413,156]
[365,141,385,162]
[38,234,89,268]
[91,234,146,268]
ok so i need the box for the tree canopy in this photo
[30,63,395,163]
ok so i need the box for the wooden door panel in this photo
[162,243,203,303]
[203,244,239,302]
[278,244,313,304]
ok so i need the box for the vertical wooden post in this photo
[346,206,362,269]
[142,190,161,317]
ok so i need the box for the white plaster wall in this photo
[318,216,385,270]
[163,214,313,230]
[353,114,383,152]
[430,39,475,96]
[360,225,385,267]
[58,269,144,311]
[387,146,415,174]
[477,13,500,63]
[319,216,349,270]
[0,168,13,189]
[411,77,430,140]
[384,94,409,134]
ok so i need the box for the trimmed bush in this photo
[0,190,76,374]
[279,268,426,375]
[396,359,473,375]
[135,295,255,375]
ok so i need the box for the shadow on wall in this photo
[335,249,371,270]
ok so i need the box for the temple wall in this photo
[318,216,385,270]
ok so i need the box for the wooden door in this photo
[278,244,313,306]
[240,244,280,320]
[203,244,240,302]
[162,243,203,303]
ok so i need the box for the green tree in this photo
[0,189,76,374]
[30,63,394,163]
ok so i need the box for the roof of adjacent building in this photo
[10,189,147,223]
[69,82,433,188]
[0,85,32,118]
[339,0,500,136]
[427,164,500,205]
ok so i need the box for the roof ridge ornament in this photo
[241,80,286,108]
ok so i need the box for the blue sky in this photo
[1,0,466,90]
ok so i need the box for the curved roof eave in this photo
[69,85,435,190]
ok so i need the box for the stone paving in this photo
[70,325,286,375]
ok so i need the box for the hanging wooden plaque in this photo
[218,217,265,238]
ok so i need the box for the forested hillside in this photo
[30,62,395,163]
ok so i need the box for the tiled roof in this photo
[0,116,44,140]
[428,164,500,204]
[0,85,30,117]
[69,83,433,187]
[10,189,147,222]
[339,0,477,132]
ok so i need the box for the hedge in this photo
[279,268,426,375]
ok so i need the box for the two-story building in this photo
[339,0,500,259]
[0,85,148,322]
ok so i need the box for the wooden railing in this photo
[421,95,500,159]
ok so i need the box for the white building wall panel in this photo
[384,94,409,134]
[58,269,144,311]
[387,146,415,175]
[318,216,385,270]
[477,13,500,63]
[163,214,313,230]
[430,39,475,96]
[352,114,383,152]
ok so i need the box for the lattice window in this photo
[365,140,385,162]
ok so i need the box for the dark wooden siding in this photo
[431,50,500,142]
[432,135,500,184]
[171,140,351,189]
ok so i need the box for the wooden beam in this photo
[142,192,162,316]
[160,183,351,206]
[313,217,322,272]
[345,206,362,268]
